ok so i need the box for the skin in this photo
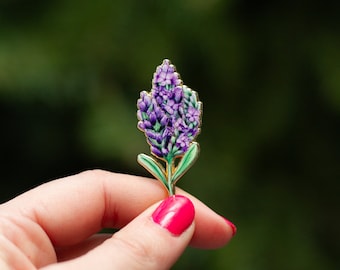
[0,170,234,270]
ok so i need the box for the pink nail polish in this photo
[223,217,237,237]
[152,195,195,236]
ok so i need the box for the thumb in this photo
[45,195,195,270]
[112,195,195,269]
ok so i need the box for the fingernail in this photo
[152,195,195,236]
[223,218,237,237]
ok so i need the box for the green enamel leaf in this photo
[171,142,200,184]
[137,154,168,189]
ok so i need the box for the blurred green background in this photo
[1,0,339,269]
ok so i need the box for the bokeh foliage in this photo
[1,0,339,269]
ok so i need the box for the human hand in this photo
[0,170,236,269]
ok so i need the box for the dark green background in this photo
[1,0,339,269]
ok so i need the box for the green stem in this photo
[166,157,175,196]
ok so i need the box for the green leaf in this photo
[137,154,168,189]
[171,142,200,184]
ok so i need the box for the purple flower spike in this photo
[137,59,202,161]
[137,59,202,196]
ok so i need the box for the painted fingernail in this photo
[224,218,237,237]
[152,195,195,236]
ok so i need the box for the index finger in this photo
[2,170,234,249]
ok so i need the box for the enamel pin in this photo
[137,59,202,196]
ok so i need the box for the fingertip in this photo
[152,195,195,236]
[99,196,195,270]
[223,217,237,237]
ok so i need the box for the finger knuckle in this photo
[112,234,162,269]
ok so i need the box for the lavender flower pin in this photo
[137,59,202,196]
